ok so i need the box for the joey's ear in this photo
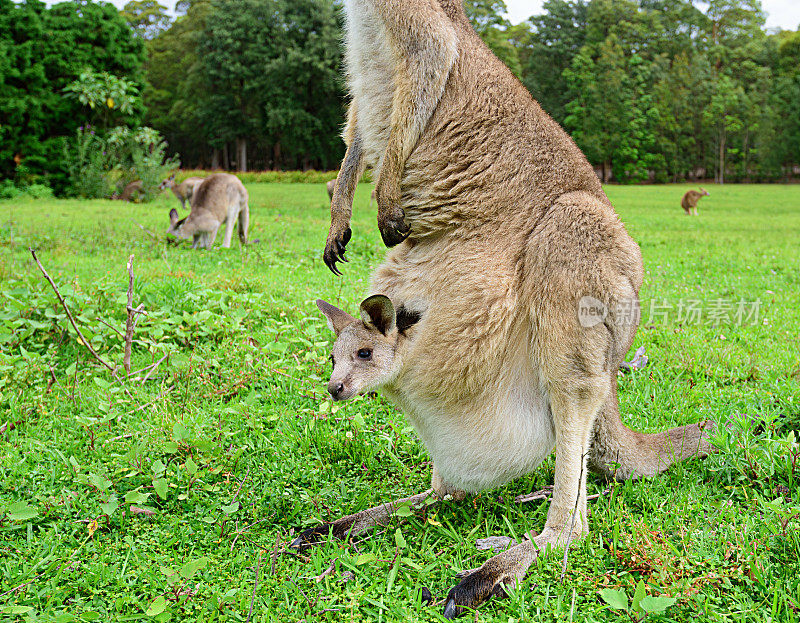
[317,299,356,336]
[359,295,396,335]
[169,208,179,226]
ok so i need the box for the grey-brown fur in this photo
[681,188,709,215]
[311,1,714,617]
[119,180,143,202]
[166,173,249,249]
[160,175,205,211]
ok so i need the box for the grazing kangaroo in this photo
[681,188,709,215]
[118,180,143,202]
[307,0,715,618]
[160,175,205,211]
[166,173,249,249]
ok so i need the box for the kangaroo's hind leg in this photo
[237,198,249,246]
[442,354,610,619]
[290,465,463,551]
[442,191,636,618]
[220,204,239,248]
[289,490,435,551]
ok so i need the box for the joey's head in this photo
[699,187,709,197]
[317,295,416,401]
[166,208,190,240]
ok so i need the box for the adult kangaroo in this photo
[310,0,715,617]
[166,173,249,249]
[681,187,709,215]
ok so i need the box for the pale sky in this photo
[43,0,800,31]
[504,0,799,30]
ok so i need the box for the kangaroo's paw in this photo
[323,224,352,276]
[378,207,411,247]
[442,524,588,618]
[290,513,360,551]
[442,540,538,619]
[290,490,434,552]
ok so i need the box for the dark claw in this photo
[379,213,411,248]
[323,227,352,276]
[442,568,505,619]
[418,586,432,606]
[289,525,330,552]
[442,598,459,620]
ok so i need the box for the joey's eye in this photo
[356,348,372,360]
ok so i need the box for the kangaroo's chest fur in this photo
[343,0,397,174]
[373,237,561,492]
[384,346,555,493]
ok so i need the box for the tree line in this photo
[1,0,799,192]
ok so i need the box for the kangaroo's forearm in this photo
[331,133,366,223]
[324,119,366,274]
[371,0,458,183]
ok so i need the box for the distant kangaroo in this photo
[681,188,709,215]
[166,173,249,249]
[160,175,205,211]
[306,0,715,618]
[119,180,143,202]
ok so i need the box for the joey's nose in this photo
[328,382,345,400]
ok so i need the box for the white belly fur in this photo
[343,0,396,173]
[384,380,555,493]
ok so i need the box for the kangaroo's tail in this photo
[589,384,715,481]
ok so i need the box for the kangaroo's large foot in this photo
[442,526,585,619]
[290,490,434,551]
[323,223,352,276]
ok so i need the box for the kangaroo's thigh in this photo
[526,192,643,532]
[221,205,238,248]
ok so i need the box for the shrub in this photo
[0,180,22,199]
[106,126,179,201]
[64,125,178,200]
[64,126,113,199]
[25,184,54,199]
[0,180,55,200]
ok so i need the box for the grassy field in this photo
[0,183,798,622]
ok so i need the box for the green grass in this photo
[0,183,798,622]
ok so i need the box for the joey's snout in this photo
[328,380,345,400]
[328,377,357,401]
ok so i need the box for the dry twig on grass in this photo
[30,247,116,375]
[124,255,135,374]
[246,550,264,623]
[130,219,160,242]
[123,255,146,375]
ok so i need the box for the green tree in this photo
[144,0,212,166]
[770,30,800,177]
[464,0,522,77]
[0,0,144,192]
[121,0,172,39]
[63,69,140,130]
[197,0,344,170]
[517,0,588,124]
